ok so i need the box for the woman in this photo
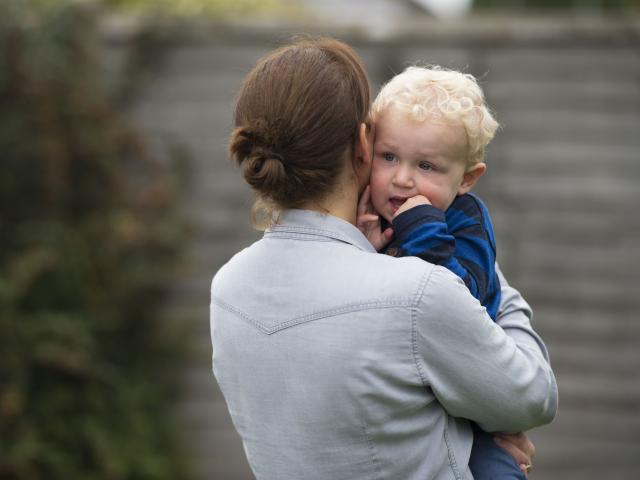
[211,37,557,479]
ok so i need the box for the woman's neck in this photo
[299,142,371,226]
[301,174,360,226]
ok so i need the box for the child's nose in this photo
[392,166,414,188]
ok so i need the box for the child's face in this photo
[370,107,473,222]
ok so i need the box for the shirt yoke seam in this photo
[211,296,413,335]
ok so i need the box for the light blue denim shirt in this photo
[211,209,558,480]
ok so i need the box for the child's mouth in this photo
[389,197,408,210]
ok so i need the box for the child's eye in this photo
[383,152,396,162]
[419,161,434,171]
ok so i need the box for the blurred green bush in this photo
[103,0,300,19]
[0,2,190,479]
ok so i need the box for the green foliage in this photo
[0,2,189,479]
[102,0,302,19]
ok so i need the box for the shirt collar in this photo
[264,209,376,253]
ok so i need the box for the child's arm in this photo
[390,193,498,309]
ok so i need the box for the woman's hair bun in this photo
[241,148,287,194]
[229,124,288,199]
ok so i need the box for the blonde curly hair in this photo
[371,66,499,165]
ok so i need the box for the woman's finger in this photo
[495,432,535,459]
[494,437,528,465]
[381,227,394,246]
[358,214,379,224]
[494,433,535,475]
[357,185,371,216]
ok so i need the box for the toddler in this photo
[358,66,528,479]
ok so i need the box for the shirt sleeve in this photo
[391,194,499,315]
[412,265,558,434]
[494,263,553,365]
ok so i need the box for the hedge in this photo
[0,2,190,479]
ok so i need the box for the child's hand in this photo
[394,195,431,219]
[357,186,394,251]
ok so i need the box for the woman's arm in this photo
[413,265,558,434]
[494,263,551,362]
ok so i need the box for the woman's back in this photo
[212,210,472,479]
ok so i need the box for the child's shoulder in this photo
[446,192,496,234]
[448,192,489,218]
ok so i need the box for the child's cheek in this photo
[368,173,388,218]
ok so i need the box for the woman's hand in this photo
[494,432,535,476]
[357,186,393,251]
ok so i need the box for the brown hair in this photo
[229,37,370,226]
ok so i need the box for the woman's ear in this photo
[353,122,373,186]
[457,162,487,195]
[355,122,373,166]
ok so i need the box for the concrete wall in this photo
[107,15,640,479]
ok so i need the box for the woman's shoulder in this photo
[360,253,477,311]
[348,250,461,305]
[211,242,260,296]
[212,236,465,308]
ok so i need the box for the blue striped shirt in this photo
[383,193,501,320]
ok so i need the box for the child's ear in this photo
[458,162,487,195]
